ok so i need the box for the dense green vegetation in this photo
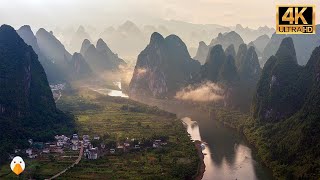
[56,89,199,179]
[0,25,75,165]
[213,37,320,179]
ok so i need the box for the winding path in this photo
[46,142,83,180]
[55,90,62,103]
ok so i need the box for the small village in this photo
[11,133,168,162]
[50,83,65,100]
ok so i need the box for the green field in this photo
[0,88,199,179]
[57,89,199,179]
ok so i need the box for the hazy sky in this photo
[0,0,319,29]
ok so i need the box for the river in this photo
[98,82,273,180]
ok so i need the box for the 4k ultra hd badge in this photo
[276,5,315,34]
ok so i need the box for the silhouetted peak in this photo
[248,42,255,47]
[77,25,85,33]
[199,41,207,47]
[17,25,41,55]
[96,38,107,50]
[17,25,36,41]
[165,34,184,45]
[72,52,82,58]
[206,44,225,63]
[235,24,244,30]
[0,24,25,44]
[225,44,236,58]
[82,39,91,45]
[210,44,224,54]
[229,31,239,36]
[123,20,135,27]
[150,32,164,44]
[18,25,32,32]
[36,28,49,36]
[237,43,247,54]
[119,20,140,33]
[275,37,297,63]
[0,24,16,33]
[247,46,256,54]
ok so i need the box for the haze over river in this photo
[100,83,273,180]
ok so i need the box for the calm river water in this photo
[98,83,273,180]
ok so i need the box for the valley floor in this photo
[0,88,200,179]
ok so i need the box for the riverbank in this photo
[130,95,272,179]
[194,140,205,180]
[209,107,275,179]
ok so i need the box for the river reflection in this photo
[182,114,272,180]
[88,82,129,98]
[93,86,272,179]
[135,98,272,180]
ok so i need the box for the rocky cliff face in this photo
[0,25,74,164]
[253,37,302,122]
[0,24,56,117]
[238,46,261,82]
[251,37,320,178]
[129,32,201,98]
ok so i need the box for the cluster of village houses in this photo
[50,83,65,99]
[49,83,65,91]
[12,133,167,161]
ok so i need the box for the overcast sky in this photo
[0,0,319,29]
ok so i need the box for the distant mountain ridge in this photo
[81,38,126,72]
[194,31,244,64]
[261,25,320,66]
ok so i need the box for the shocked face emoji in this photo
[10,156,25,175]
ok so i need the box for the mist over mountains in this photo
[17,25,127,83]
[50,20,274,61]
[1,16,320,179]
